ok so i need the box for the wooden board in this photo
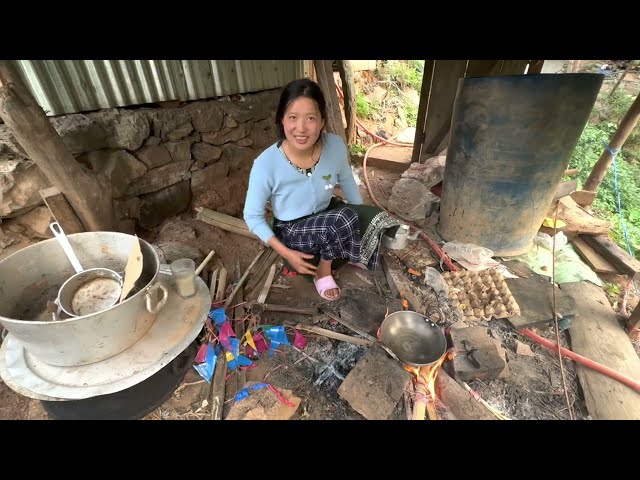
[39,187,84,234]
[560,282,640,419]
[421,60,468,155]
[571,236,619,274]
[549,196,611,236]
[505,275,577,329]
[582,234,640,279]
[571,190,596,207]
[365,145,413,172]
[381,252,425,312]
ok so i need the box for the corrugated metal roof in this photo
[12,60,306,116]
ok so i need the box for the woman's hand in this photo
[285,249,317,275]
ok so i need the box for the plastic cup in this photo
[170,258,196,298]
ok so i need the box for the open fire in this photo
[404,354,447,420]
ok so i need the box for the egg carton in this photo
[441,268,521,322]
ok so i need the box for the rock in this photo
[189,102,224,133]
[94,109,150,151]
[164,140,192,163]
[0,159,51,218]
[139,180,191,229]
[191,142,223,164]
[50,114,108,154]
[12,206,54,239]
[127,160,192,197]
[132,143,173,169]
[157,219,197,243]
[81,150,147,199]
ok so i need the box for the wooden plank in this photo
[245,248,279,293]
[628,303,640,330]
[435,368,496,420]
[195,207,258,240]
[411,60,434,164]
[571,236,620,274]
[381,252,425,313]
[39,187,84,234]
[421,60,468,156]
[337,60,357,145]
[499,60,530,75]
[570,190,596,207]
[553,179,578,201]
[465,60,502,78]
[364,145,412,172]
[313,60,346,144]
[559,282,640,419]
[550,196,611,236]
[209,351,227,420]
[582,235,640,279]
[527,60,545,74]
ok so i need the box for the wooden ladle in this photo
[119,236,143,303]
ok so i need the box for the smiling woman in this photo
[243,78,401,302]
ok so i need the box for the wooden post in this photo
[337,60,357,146]
[0,61,114,231]
[629,303,640,331]
[584,94,640,194]
[412,60,434,164]
[313,60,347,144]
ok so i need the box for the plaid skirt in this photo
[274,198,401,271]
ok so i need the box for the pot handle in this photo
[145,282,169,314]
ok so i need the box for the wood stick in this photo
[215,267,227,302]
[196,250,215,275]
[209,267,219,299]
[245,248,280,292]
[209,351,227,420]
[292,324,372,346]
[321,310,378,343]
[224,249,264,309]
[257,265,277,305]
[195,207,258,240]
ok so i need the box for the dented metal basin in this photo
[0,232,167,367]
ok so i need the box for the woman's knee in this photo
[333,207,359,227]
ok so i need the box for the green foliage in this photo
[570,119,640,256]
[349,143,366,156]
[603,282,621,296]
[356,92,371,119]
[378,60,424,91]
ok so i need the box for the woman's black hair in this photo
[275,78,327,139]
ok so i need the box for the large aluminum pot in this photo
[0,232,168,367]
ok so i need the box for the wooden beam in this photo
[628,303,640,330]
[582,234,640,279]
[0,61,114,231]
[337,60,357,145]
[313,60,346,144]
[421,60,468,157]
[39,187,84,234]
[465,60,502,78]
[559,282,640,419]
[209,351,227,420]
[499,60,530,75]
[571,236,619,274]
[411,60,434,164]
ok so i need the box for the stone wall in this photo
[0,89,281,230]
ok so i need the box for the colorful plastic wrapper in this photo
[263,326,289,357]
[218,320,236,352]
[209,307,227,326]
[293,329,307,349]
[193,343,217,382]
[244,330,258,352]
[233,383,269,403]
[252,331,270,353]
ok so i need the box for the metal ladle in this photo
[50,222,123,317]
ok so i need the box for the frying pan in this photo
[379,310,447,366]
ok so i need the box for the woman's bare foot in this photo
[316,259,340,299]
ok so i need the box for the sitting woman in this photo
[243,78,400,301]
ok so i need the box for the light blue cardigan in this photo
[243,132,363,243]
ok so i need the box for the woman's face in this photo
[282,96,325,155]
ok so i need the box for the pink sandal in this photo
[314,275,341,301]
